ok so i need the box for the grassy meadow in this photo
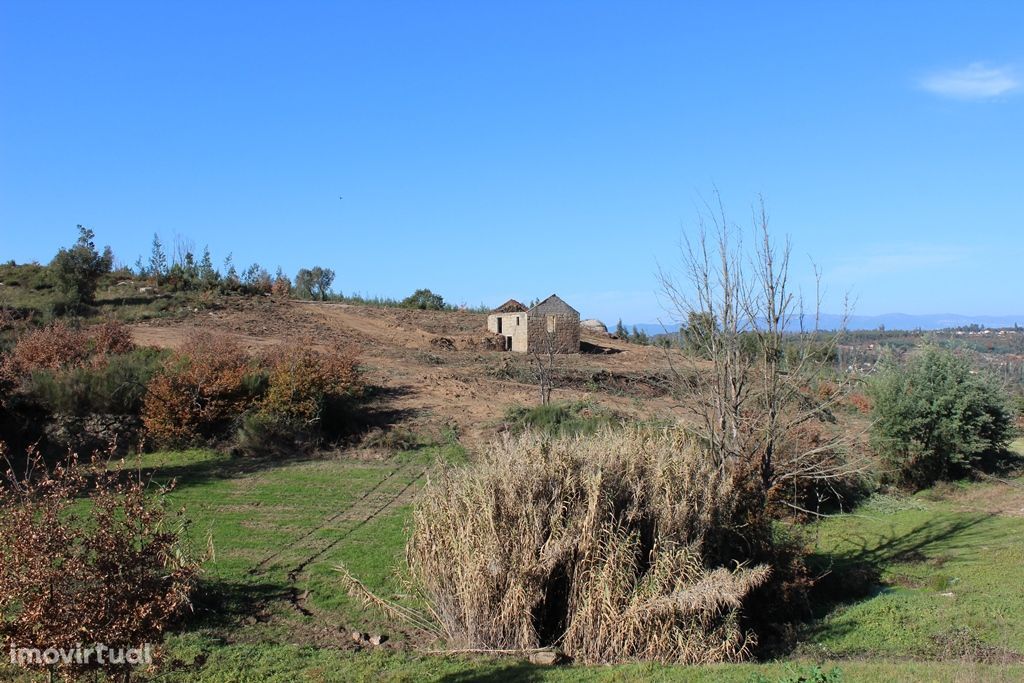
[7,440,1024,681]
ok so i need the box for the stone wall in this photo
[525,296,580,354]
[526,313,580,354]
[44,413,143,455]
[487,312,529,352]
[488,296,581,354]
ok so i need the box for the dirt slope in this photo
[130,298,683,450]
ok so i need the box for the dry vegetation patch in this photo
[0,447,199,679]
[408,427,772,664]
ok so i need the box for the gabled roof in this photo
[492,298,527,313]
[528,294,579,316]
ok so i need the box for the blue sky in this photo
[1,1,1022,324]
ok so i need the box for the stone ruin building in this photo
[486,294,580,353]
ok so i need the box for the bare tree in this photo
[173,233,196,268]
[530,329,557,405]
[658,192,865,513]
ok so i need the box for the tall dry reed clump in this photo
[407,427,771,664]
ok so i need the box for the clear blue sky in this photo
[2,1,1022,324]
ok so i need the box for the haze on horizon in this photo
[2,2,1022,326]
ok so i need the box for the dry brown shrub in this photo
[848,392,872,415]
[0,444,200,679]
[765,422,868,520]
[88,318,135,357]
[261,346,361,425]
[1,319,134,383]
[407,427,771,664]
[141,333,252,446]
[2,320,90,378]
[271,274,291,298]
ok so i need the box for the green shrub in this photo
[233,411,307,457]
[868,346,1014,487]
[27,347,166,416]
[503,400,619,437]
[49,225,113,307]
[400,288,446,310]
[293,266,334,300]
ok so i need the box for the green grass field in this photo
[155,440,1024,681]
[6,441,1024,681]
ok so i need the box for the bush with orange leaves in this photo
[88,318,135,357]
[2,319,135,379]
[141,333,256,447]
[1,319,139,414]
[233,346,362,456]
[270,272,292,298]
[0,444,200,679]
[261,346,361,426]
[2,320,90,378]
[847,392,873,415]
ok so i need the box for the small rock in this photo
[369,634,388,646]
[350,631,369,644]
[528,650,563,666]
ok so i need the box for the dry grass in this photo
[407,427,771,664]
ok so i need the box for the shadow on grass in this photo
[975,447,1024,479]
[345,384,419,433]
[759,511,1013,659]
[807,512,1002,618]
[185,576,290,630]
[437,662,549,683]
[140,451,303,490]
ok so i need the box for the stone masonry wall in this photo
[526,313,580,354]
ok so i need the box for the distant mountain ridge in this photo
[624,313,1024,336]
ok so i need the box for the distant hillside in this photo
[626,313,1024,336]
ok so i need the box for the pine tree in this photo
[50,225,113,306]
[198,246,218,288]
[223,253,239,288]
[148,234,168,283]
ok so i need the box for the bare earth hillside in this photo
[130,298,683,449]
